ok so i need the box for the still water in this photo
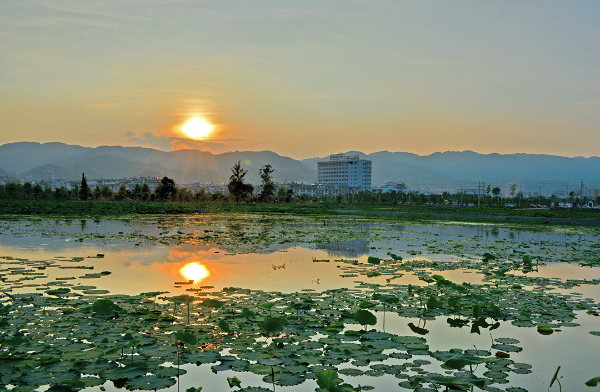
[0,216,599,391]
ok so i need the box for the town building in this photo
[317,154,372,192]
[372,181,407,194]
[588,189,600,198]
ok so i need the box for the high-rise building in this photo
[317,154,372,190]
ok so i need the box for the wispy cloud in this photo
[129,132,242,152]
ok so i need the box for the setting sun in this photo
[182,117,213,139]
[180,262,209,282]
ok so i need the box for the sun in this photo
[182,117,213,139]
[180,262,209,282]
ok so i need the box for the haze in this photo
[1,1,599,159]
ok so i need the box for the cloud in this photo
[130,132,229,152]
[125,131,133,137]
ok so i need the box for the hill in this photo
[2,142,600,193]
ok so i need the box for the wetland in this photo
[1,212,599,392]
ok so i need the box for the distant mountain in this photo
[0,142,314,184]
[303,151,600,193]
[2,142,600,193]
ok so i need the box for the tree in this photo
[132,183,142,201]
[23,183,33,200]
[156,176,177,201]
[228,161,254,202]
[32,184,43,200]
[101,185,113,200]
[115,184,128,201]
[80,173,89,200]
[276,186,287,203]
[141,183,151,201]
[258,164,276,202]
[492,186,501,205]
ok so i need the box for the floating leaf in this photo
[315,369,338,389]
[537,325,554,335]
[354,309,377,326]
[125,375,177,390]
[227,376,241,388]
[408,322,429,335]
[585,376,600,387]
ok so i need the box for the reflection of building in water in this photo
[316,239,370,258]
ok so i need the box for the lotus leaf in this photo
[585,376,600,387]
[227,376,241,388]
[125,375,177,391]
[537,324,554,335]
[354,309,377,326]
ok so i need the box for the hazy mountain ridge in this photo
[0,142,314,184]
[2,142,600,191]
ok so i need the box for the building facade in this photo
[317,154,372,191]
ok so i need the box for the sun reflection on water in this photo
[180,262,209,282]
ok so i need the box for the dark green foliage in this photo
[228,161,254,202]
[176,331,198,345]
[315,369,338,389]
[219,319,231,333]
[92,298,122,316]
[227,376,241,388]
[408,322,429,335]
[80,173,88,200]
[585,376,600,387]
[258,164,276,203]
[354,309,377,327]
[46,288,71,296]
[155,177,177,201]
[259,316,287,334]
[202,299,225,309]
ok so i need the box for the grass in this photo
[1,199,599,226]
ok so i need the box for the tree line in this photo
[0,162,291,204]
[2,163,597,207]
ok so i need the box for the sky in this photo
[1,1,599,159]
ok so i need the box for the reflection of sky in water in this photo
[1,218,600,391]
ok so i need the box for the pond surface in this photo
[0,214,599,392]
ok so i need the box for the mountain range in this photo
[1,142,599,194]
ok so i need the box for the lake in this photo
[1,214,599,392]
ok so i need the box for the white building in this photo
[372,181,407,193]
[317,154,372,191]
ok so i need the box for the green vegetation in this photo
[1,208,600,390]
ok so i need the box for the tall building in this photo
[317,154,372,191]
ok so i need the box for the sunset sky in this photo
[1,1,599,159]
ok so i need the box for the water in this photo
[0,215,599,391]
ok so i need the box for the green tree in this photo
[23,183,33,200]
[132,183,142,201]
[492,186,501,205]
[92,186,102,200]
[155,176,177,201]
[80,173,89,200]
[115,184,128,201]
[276,186,287,203]
[6,182,21,199]
[141,183,151,201]
[32,184,43,200]
[258,164,276,202]
[228,161,254,202]
[100,185,113,200]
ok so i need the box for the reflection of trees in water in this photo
[316,239,370,258]
[80,219,86,231]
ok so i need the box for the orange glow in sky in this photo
[181,117,213,139]
[180,262,209,282]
